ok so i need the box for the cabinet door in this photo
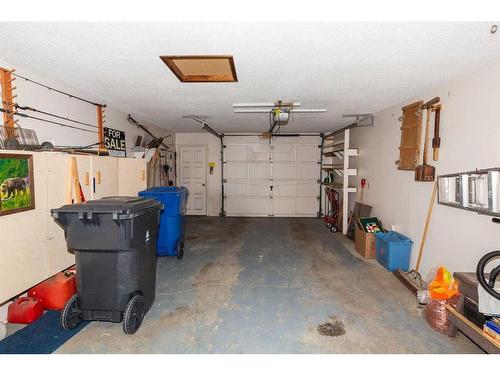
[91,156,118,199]
[118,158,147,196]
[46,154,91,274]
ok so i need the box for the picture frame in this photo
[0,153,35,216]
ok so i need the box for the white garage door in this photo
[223,137,320,217]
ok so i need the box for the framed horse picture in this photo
[0,153,35,216]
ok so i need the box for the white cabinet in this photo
[118,158,147,196]
[91,156,118,199]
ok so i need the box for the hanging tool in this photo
[393,181,437,294]
[431,104,441,161]
[128,114,171,150]
[11,72,105,107]
[66,157,85,204]
[359,178,366,203]
[14,104,98,130]
[415,97,440,182]
[0,107,97,134]
[323,187,340,232]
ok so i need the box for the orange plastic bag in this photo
[428,266,459,300]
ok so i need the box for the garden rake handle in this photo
[415,181,438,273]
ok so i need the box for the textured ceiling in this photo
[0,22,499,133]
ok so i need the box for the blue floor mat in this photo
[0,311,89,354]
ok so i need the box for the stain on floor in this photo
[56,217,483,354]
[318,319,346,337]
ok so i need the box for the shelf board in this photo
[323,141,344,149]
[322,164,344,169]
[322,150,343,157]
[322,182,357,192]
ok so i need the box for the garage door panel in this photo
[249,197,271,215]
[249,163,271,179]
[273,197,295,216]
[295,180,318,196]
[295,197,318,215]
[225,197,247,216]
[224,180,247,196]
[296,163,319,179]
[250,144,270,161]
[225,162,248,179]
[272,144,295,161]
[274,162,296,179]
[249,180,270,196]
[225,145,249,161]
[273,180,294,197]
[297,145,319,162]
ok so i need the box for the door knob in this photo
[202,183,206,186]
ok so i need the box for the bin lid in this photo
[141,186,188,194]
[51,196,162,219]
[375,231,412,243]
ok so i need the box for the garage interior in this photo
[0,18,499,358]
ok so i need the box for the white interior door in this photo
[179,146,207,215]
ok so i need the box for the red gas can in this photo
[7,297,44,324]
[28,271,76,310]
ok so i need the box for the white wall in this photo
[350,61,500,278]
[1,59,170,154]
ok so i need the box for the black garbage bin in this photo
[51,196,162,334]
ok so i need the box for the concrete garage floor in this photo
[57,217,481,354]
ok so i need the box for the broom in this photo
[393,181,438,294]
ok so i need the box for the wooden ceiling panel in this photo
[160,55,237,82]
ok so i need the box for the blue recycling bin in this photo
[139,186,189,258]
[375,231,413,272]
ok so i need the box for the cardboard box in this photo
[355,226,377,258]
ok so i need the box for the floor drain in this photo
[317,320,345,337]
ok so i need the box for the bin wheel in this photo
[177,240,185,260]
[330,226,337,233]
[61,294,83,330]
[326,222,333,229]
[123,294,145,335]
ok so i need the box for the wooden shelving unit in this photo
[320,128,358,234]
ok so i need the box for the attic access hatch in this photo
[160,55,237,82]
